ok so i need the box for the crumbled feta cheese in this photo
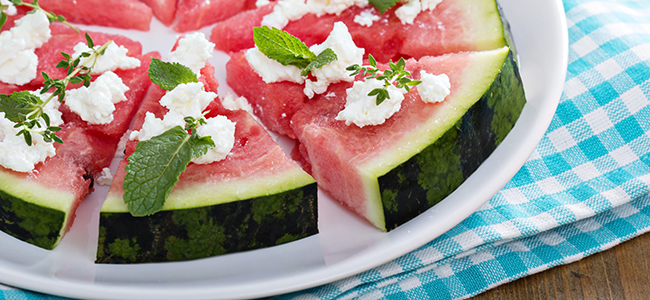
[418,71,450,103]
[336,78,405,127]
[0,47,37,85]
[159,82,216,118]
[191,116,236,164]
[0,112,56,173]
[262,0,368,29]
[64,71,130,124]
[115,130,130,157]
[96,167,114,186]
[1,0,17,16]
[245,47,304,84]
[304,22,363,98]
[72,42,141,75]
[421,0,443,11]
[168,32,215,75]
[256,0,271,7]
[395,0,421,25]
[129,111,186,141]
[354,9,380,27]
[221,92,254,115]
[0,10,51,85]
[9,10,51,49]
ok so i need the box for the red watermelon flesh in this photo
[209,4,274,53]
[174,0,247,33]
[290,49,509,229]
[209,0,506,63]
[226,50,307,139]
[38,0,152,31]
[139,0,177,26]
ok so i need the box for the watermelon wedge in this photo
[38,0,153,31]
[97,64,318,263]
[210,0,507,62]
[291,47,525,230]
[0,27,155,249]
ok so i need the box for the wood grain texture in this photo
[472,232,650,300]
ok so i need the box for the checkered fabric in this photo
[2,0,650,299]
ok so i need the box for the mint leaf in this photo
[301,48,338,76]
[0,91,41,123]
[0,12,7,31]
[123,126,214,217]
[369,0,399,13]
[148,58,198,91]
[253,26,316,69]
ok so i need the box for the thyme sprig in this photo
[346,54,421,105]
[0,0,77,32]
[0,34,111,145]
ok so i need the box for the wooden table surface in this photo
[471,232,650,299]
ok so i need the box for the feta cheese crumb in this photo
[159,82,216,118]
[418,71,450,103]
[1,0,17,15]
[29,90,64,127]
[191,116,236,164]
[421,0,443,11]
[115,130,130,157]
[72,42,141,75]
[129,111,186,141]
[354,9,380,27]
[221,92,254,115]
[395,0,421,25]
[64,71,130,125]
[96,167,114,186]
[304,22,364,98]
[0,112,56,172]
[336,78,405,127]
[256,0,271,7]
[262,0,368,29]
[0,10,51,85]
[245,47,304,84]
[168,32,215,75]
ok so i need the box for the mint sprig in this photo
[253,26,337,76]
[123,125,214,217]
[148,58,198,91]
[369,0,400,14]
[347,54,421,105]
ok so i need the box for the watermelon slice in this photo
[38,0,153,31]
[291,47,525,230]
[210,0,507,62]
[97,64,318,263]
[0,27,155,249]
[139,0,177,26]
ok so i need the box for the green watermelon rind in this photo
[0,171,75,249]
[379,49,526,230]
[353,46,524,230]
[97,182,318,263]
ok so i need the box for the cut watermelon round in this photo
[139,0,177,26]
[174,0,248,32]
[97,65,318,263]
[291,47,525,230]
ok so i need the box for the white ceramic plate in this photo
[0,0,568,299]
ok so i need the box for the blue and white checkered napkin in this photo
[2,0,650,299]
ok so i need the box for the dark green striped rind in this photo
[96,182,318,263]
[378,50,526,230]
[0,188,66,250]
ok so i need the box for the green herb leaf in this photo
[369,0,400,14]
[148,58,198,91]
[0,12,7,31]
[123,126,214,217]
[301,48,338,76]
[253,26,316,69]
[0,91,41,123]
